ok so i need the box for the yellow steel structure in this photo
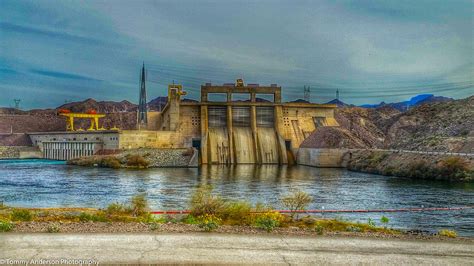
[59,113,106,131]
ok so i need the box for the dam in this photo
[28,78,338,164]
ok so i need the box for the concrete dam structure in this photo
[28,78,338,164]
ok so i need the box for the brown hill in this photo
[303,96,473,153]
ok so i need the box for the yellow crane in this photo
[58,109,106,131]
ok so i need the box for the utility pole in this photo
[304,86,311,102]
[13,99,21,110]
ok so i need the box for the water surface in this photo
[1,159,473,235]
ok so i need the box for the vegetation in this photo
[197,214,221,232]
[190,185,226,217]
[438,229,457,238]
[380,216,390,228]
[281,189,312,219]
[11,209,33,221]
[46,224,60,233]
[254,211,285,232]
[349,151,473,181]
[0,219,13,232]
[0,191,402,237]
[126,154,149,168]
[100,156,122,169]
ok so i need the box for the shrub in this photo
[46,224,60,233]
[100,156,122,169]
[126,155,149,168]
[367,218,376,227]
[254,211,284,232]
[380,216,389,228]
[438,157,470,181]
[106,202,130,216]
[197,214,221,232]
[346,225,362,232]
[79,212,107,222]
[438,229,457,238]
[11,209,33,221]
[281,190,312,219]
[0,220,13,232]
[190,185,226,217]
[131,194,148,217]
[182,215,198,224]
[149,222,160,231]
[221,201,252,225]
[314,225,324,235]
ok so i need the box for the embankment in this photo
[297,148,474,181]
[68,148,198,168]
[0,146,41,159]
[346,150,474,182]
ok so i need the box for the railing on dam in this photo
[42,141,101,161]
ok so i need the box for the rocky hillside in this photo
[304,96,473,153]
[0,99,139,145]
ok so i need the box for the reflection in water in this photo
[0,160,473,235]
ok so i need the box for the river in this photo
[0,159,473,236]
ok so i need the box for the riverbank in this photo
[68,147,198,168]
[1,233,472,265]
[347,150,474,181]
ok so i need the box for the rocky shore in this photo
[347,150,474,181]
[68,148,197,168]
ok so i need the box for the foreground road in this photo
[1,233,473,265]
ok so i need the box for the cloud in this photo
[0,0,472,108]
[29,69,103,81]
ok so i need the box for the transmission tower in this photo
[13,99,21,109]
[138,63,148,128]
[304,86,311,102]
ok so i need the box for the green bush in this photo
[254,211,284,232]
[46,224,60,233]
[0,220,14,232]
[197,214,221,232]
[149,222,160,231]
[281,190,312,219]
[190,185,226,217]
[79,212,107,222]
[380,216,389,228]
[131,194,148,217]
[182,215,198,224]
[346,225,362,232]
[11,209,33,221]
[221,201,252,225]
[314,225,324,235]
[126,155,149,168]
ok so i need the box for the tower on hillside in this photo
[304,86,311,102]
[138,63,148,128]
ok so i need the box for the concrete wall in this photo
[281,107,337,149]
[119,130,186,149]
[297,148,348,168]
[29,131,119,151]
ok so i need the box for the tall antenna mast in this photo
[138,62,148,128]
[13,99,21,110]
[304,86,311,102]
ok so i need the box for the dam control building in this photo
[30,80,338,164]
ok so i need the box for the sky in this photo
[0,0,473,109]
